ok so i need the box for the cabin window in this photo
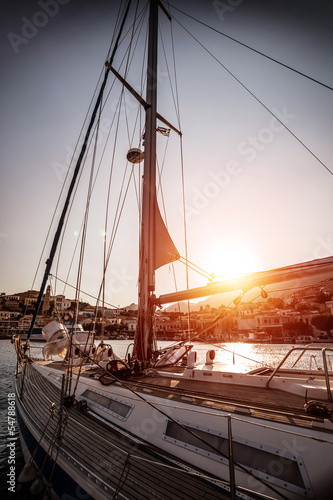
[82,389,133,420]
[163,420,309,495]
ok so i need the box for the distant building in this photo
[5,300,20,311]
[81,308,95,317]
[104,308,119,318]
[4,295,20,302]
[51,295,72,313]
[122,318,137,331]
[42,285,51,315]
[24,297,38,307]
[326,300,333,314]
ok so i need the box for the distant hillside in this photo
[124,303,138,311]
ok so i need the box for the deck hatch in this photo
[163,419,310,495]
[82,389,133,420]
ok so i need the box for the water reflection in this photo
[27,339,327,372]
[183,342,290,370]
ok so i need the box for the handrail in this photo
[265,346,333,401]
[322,348,333,401]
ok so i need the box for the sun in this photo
[207,244,257,280]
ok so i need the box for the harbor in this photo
[1,0,333,498]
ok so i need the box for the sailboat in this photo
[14,1,333,499]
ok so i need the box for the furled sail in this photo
[42,320,69,360]
[154,197,180,270]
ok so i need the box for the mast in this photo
[135,0,159,363]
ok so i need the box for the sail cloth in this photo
[154,198,180,270]
[42,321,69,360]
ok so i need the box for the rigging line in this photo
[31,70,104,298]
[155,136,181,310]
[49,278,63,326]
[156,138,170,197]
[26,0,133,341]
[94,164,135,312]
[102,90,126,275]
[106,0,123,59]
[179,135,191,333]
[114,0,149,58]
[44,413,68,494]
[123,7,149,211]
[209,340,272,368]
[124,102,146,210]
[105,166,135,268]
[50,274,118,309]
[178,256,212,280]
[100,5,143,325]
[36,4,148,302]
[95,116,143,314]
[106,0,134,62]
[167,16,190,329]
[125,2,149,87]
[32,3,122,295]
[178,258,212,281]
[103,120,137,262]
[155,143,183,318]
[60,83,126,297]
[74,97,103,333]
[74,109,102,319]
[112,455,131,500]
[109,1,149,88]
[190,293,277,367]
[58,66,130,293]
[100,8,148,285]
[166,3,333,92]
[55,27,130,294]
[168,1,181,129]
[101,4,140,325]
[139,11,149,143]
[159,25,179,125]
[155,144,182,316]
[175,291,262,348]
[173,16,333,178]
[165,2,188,319]
[121,0,147,145]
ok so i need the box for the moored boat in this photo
[13,1,333,499]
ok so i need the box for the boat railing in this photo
[265,346,333,400]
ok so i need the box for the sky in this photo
[1,0,333,308]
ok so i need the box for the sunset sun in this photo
[207,244,257,280]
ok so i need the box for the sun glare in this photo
[208,244,256,280]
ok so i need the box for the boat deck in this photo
[16,361,240,500]
[33,358,333,433]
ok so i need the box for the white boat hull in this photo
[26,360,333,500]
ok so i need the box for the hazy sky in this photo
[1,0,332,307]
